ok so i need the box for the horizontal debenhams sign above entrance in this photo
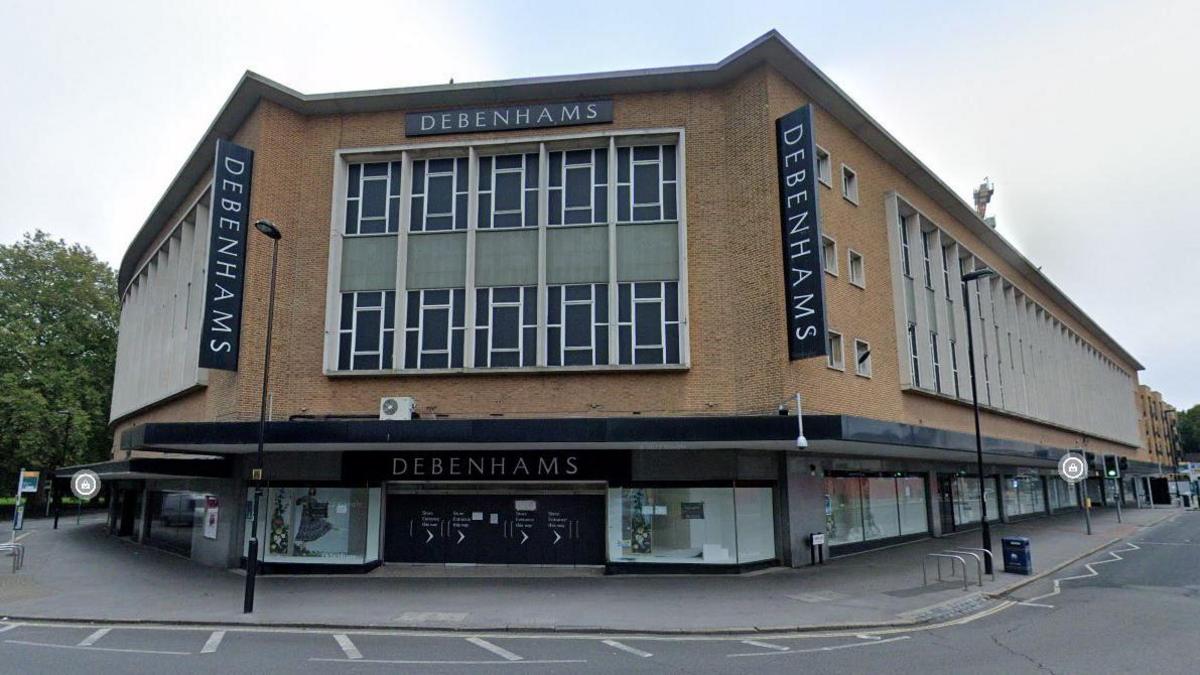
[342,450,631,482]
[405,100,613,136]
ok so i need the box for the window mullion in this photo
[607,136,619,365]
[537,142,549,367]
[394,151,411,371]
[463,146,479,370]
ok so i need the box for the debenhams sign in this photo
[406,100,613,136]
[342,450,630,482]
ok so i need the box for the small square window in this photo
[826,331,844,370]
[821,236,838,276]
[841,164,859,205]
[848,250,865,288]
[854,339,872,378]
[816,146,832,187]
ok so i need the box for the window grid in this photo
[337,291,396,371]
[549,148,608,225]
[617,281,680,365]
[403,289,465,369]
[616,145,678,222]
[478,153,539,229]
[547,283,609,366]
[474,286,537,367]
[410,157,469,232]
[345,162,402,235]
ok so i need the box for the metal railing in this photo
[951,547,996,582]
[943,549,984,587]
[0,543,25,573]
[923,553,969,590]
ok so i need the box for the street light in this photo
[961,267,995,574]
[244,219,282,614]
[51,409,71,528]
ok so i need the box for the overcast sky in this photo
[2,1,1196,408]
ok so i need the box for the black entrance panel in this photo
[541,496,575,565]
[937,475,956,534]
[570,495,606,565]
[384,494,446,563]
[506,497,541,565]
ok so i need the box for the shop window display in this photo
[244,486,381,565]
[825,474,929,547]
[606,487,775,565]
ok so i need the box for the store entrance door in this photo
[937,475,957,534]
[384,492,604,566]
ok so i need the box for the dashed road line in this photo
[741,639,790,651]
[729,635,911,657]
[1021,542,1140,606]
[0,624,20,634]
[467,636,523,661]
[5,640,189,656]
[200,630,225,654]
[310,657,586,665]
[78,627,110,647]
[333,633,362,660]
[602,639,653,657]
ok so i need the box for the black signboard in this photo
[343,450,631,483]
[775,104,828,360]
[680,502,705,519]
[406,100,613,136]
[198,139,254,370]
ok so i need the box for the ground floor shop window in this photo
[824,474,928,547]
[606,486,775,565]
[145,490,208,556]
[1003,475,1046,517]
[244,486,381,565]
[952,475,1000,526]
[1048,478,1079,510]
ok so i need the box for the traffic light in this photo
[1104,454,1120,478]
[1118,456,1129,473]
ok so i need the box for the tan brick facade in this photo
[112,48,1142,464]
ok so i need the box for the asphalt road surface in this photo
[1,511,1195,674]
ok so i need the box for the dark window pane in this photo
[595,187,607,221]
[344,200,358,235]
[427,175,453,214]
[456,157,469,182]
[565,166,590,209]
[617,147,630,182]
[411,161,425,194]
[618,283,631,322]
[424,352,448,369]
[662,145,677,181]
[633,205,660,221]
[425,289,449,305]
[451,330,464,367]
[475,289,489,326]
[425,215,452,231]
[384,292,396,328]
[596,326,608,363]
[595,284,608,321]
[429,158,454,173]
[406,291,420,328]
[491,351,519,368]
[348,164,361,198]
[549,152,563,187]
[549,191,562,225]
[409,197,424,231]
[522,287,536,323]
[404,331,418,368]
[665,324,679,364]
[548,286,561,323]
[382,333,394,369]
[364,162,388,177]
[494,172,521,212]
[565,208,589,225]
[565,284,590,301]
[633,163,658,206]
[565,304,591,347]
[635,302,661,346]
[389,162,402,196]
[633,146,659,162]
[496,154,522,170]
[663,188,677,221]
[359,217,386,235]
[493,287,519,303]
[635,347,664,365]
[634,282,660,299]
[522,327,535,365]
[548,328,561,365]
[423,307,449,350]
[524,192,537,227]
[524,153,538,188]
[492,306,519,349]
[564,350,591,366]
[618,325,632,364]
[595,149,607,184]
[455,194,468,229]
[357,291,381,307]
[617,186,630,221]
[338,333,352,370]
[478,157,492,190]
[474,330,488,367]
[356,309,381,352]
[387,197,400,232]
[494,212,521,228]
[478,198,492,229]
[353,354,378,370]
[453,289,465,324]
[340,294,354,329]
[665,282,678,321]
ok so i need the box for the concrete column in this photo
[784,454,828,567]
[136,484,151,542]
[927,471,943,537]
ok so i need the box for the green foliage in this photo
[1180,405,1200,456]
[0,231,118,487]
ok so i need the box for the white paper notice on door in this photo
[514,500,537,511]
[472,512,483,521]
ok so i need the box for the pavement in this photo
[0,506,1181,634]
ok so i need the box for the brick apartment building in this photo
[66,31,1160,572]
[1137,385,1183,472]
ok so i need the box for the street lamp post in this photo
[961,267,996,574]
[51,409,71,529]
[244,219,282,614]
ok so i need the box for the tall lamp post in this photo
[244,219,282,614]
[961,267,996,574]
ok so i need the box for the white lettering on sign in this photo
[406,101,614,136]
[389,454,583,478]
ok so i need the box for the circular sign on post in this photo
[70,470,101,501]
[1058,454,1088,484]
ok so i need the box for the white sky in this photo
[2,0,1196,407]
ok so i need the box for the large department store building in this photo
[77,31,1158,573]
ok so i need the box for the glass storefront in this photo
[244,486,381,565]
[605,486,776,565]
[1048,478,1079,510]
[825,474,928,547]
[145,490,208,556]
[951,475,1000,526]
[1003,475,1046,517]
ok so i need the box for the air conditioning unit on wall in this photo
[379,396,416,421]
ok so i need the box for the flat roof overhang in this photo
[51,456,233,482]
[115,414,1136,471]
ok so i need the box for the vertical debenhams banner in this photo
[198,139,254,371]
[775,104,828,360]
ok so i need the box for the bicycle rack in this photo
[923,553,969,590]
[953,547,996,582]
[944,549,984,587]
[0,543,25,573]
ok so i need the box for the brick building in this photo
[70,31,1156,572]
[1137,385,1183,471]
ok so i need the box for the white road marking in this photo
[310,657,586,665]
[78,628,110,646]
[1017,601,1056,609]
[729,635,910,657]
[856,634,882,640]
[5,640,189,656]
[0,624,20,634]
[333,633,362,660]
[741,639,789,651]
[200,630,225,654]
[1022,542,1140,605]
[467,636,523,661]
[1135,541,1199,546]
[602,639,653,657]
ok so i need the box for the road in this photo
[1,511,1196,674]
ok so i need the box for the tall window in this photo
[920,230,934,289]
[617,281,680,365]
[949,339,961,397]
[403,289,465,369]
[822,236,838,275]
[474,286,536,367]
[826,331,844,370]
[815,146,832,187]
[907,322,920,387]
[548,283,609,366]
[337,291,396,370]
[941,244,953,297]
[854,339,872,377]
[848,250,865,287]
[930,331,942,393]
[410,157,469,232]
[616,144,677,222]
[477,153,538,228]
[345,162,402,235]
[549,148,608,225]
[899,218,912,277]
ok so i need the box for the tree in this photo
[1180,405,1200,456]
[0,231,118,490]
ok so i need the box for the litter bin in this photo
[1183,495,1192,509]
[1002,536,1032,575]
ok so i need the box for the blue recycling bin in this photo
[1002,536,1032,575]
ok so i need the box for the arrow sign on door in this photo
[552,530,562,544]
[425,529,434,543]
[520,530,529,544]
[456,529,465,544]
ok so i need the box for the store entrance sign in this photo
[775,104,828,360]
[198,139,255,371]
[406,100,613,136]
